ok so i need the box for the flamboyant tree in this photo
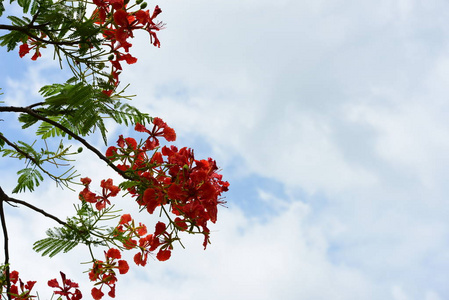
[0,0,229,299]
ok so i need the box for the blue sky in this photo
[1,0,449,299]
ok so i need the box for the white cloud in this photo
[2,0,449,299]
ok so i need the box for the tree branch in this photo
[0,188,11,300]
[4,197,68,227]
[0,186,87,242]
[0,106,132,180]
[0,24,85,46]
[0,133,77,187]
[0,133,41,166]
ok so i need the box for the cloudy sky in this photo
[2,0,449,299]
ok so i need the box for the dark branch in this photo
[4,197,67,227]
[0,133,41,166]
[0,24,84,46]
[0,188,11,300]
[27,102,45,109]
[0,106,132,180]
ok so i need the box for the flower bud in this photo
[77,147,83,153]
[108,54,114,61]
[140,2,147,9]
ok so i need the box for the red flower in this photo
[31,50,41,60]
[101,178,120,197]
[136,223,147,236]
[174,217,188,231]
[10,270,19,284]
[106,248,121,259]
[163,126,176,141]
[106,146,118,158]
[113,9,129,27]
[156,249,171,261]
[19,43,30,57]
[133,252,147,266]
[135,9,149,25]
[123,238,137,249]
[107,287,116,298]
[134,123,149,133]
[80,188,97,203]
[108,0,124,10]
[168,183,186,201]
[122,53,137,64]
[124,137,137,149]
[151,5,162,20]
[48,272,82,300]
[81,177,92,186]
[118,260,129,274]
[119,214,132,224]
[91,287,104,300]
[150,151,163,164]
[154,221,166,236]
[142,188,162,214]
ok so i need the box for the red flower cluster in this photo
[79,177,120,210]
[48,272,82,300]
[106,117,229,249]
[135,117,176,150]
[91,0,164,94]
[17,0,164,98]
[115,213,147,249]
[88,248,129,300]
[18,34,46,60]
[3,270,36,300]
[75,118,228,297]
[115,214,171,266]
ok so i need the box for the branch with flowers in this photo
[0,0,229,299]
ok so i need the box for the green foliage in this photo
[33,202,121,257]
[0,140,39,160]
[0,0,103,77]
[1,0,152,192]
[107,101,154,127]
[33,227,80,257]
[0,0,4,17]
[17,81,153,145]
[0,139,81,192]
[118,180,140,191]
[17,0,39,14]
[0,29,27,51]
[13,167,43,193]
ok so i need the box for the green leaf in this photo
[29,0,39,14]
[17,0,32,13]
[33,227,79,257]
[0,0,5,17]
[0,30,27,51]
[18,113,39,129]
[44,83,93,106]
[7,15,28,26]
[12,167,44,193]
[119,180,139,190]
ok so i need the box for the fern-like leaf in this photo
[33,227,79,257]
[12,167,43,193]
